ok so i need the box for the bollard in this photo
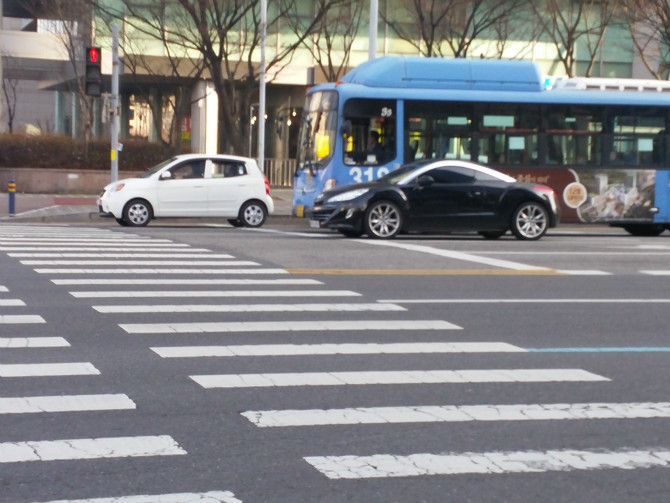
[8,179,16,216]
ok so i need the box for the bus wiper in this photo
[305,159,322,177]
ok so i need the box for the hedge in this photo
[0,134,188,171]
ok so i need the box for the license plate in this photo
[309,220,321,229]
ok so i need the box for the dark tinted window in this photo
[427,166,475,184]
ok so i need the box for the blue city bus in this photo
[293,56,670,235]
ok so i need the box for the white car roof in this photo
[172,153,258,164]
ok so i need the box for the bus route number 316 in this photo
[349,166,391,183]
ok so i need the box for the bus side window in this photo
[342,99,396,166]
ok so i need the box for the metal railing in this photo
[264,158,295,187]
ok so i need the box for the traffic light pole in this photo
[111,23,120,182]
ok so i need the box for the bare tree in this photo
[18,0,96,144]
[95,1,206,153]
[619,0,670,79]
[97,0,346,154]
[383,0,528,58]
[285,0,363,82]
[531,0,623,77]
[2,76,19,133]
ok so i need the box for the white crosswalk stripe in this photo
[54,278,322,286]
[304,447,670,479]
[35,268,288,274]
[242,401,670,427]
[0,394,136,414]
[152,342,526,358]
[2,246,204,252]
[121,319,459,334]
[23,259,259,266]
[0,314,45,324]
[0,362,100,377]
[0,298,26,306]
[0,337,69,348]
[0,435,186,463]
[191,368,608,389]
[10,252,234,258]
[31,491,243,503]
[95,302,405,314]
[72,289,359,299]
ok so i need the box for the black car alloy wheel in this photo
[364,200,402,239]
[511,202,548,240]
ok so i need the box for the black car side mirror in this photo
[417,175,434,187]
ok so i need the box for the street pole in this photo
[369,0,378,60]
[111,23,120,182]
[258,0,267,173]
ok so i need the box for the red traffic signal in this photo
[85,46,102,97]
[87,47,100,64]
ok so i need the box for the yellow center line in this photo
[286,268,567,276]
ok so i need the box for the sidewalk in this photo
[0,188,295,223]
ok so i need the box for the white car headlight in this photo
[327,188,369,203]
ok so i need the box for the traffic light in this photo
[85,46,102,97]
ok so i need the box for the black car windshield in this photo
[376,165,420,184]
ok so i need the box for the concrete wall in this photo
[0,167,141,194]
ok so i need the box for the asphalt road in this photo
[1,221,670,503]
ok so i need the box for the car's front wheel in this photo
[511,202,548,240]
[239,201,267,227]
[364,200,402,239]
[122,199,153,227]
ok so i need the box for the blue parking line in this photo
[527,347,670,353]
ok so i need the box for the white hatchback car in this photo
[98,154,274,227]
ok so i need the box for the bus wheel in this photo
[623,224,665,236]
[364,200,402,239]
[511,202,548,240]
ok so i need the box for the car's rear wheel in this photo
[364,200,402,239]
[122,199,153,227]
[511,202,548,240]
[239,201,267,227]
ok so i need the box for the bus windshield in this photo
[296,91,338,173]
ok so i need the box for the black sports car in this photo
[310,160,559,240]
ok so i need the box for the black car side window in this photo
[428,167,475,184]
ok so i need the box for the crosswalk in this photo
[1,223,669,502]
